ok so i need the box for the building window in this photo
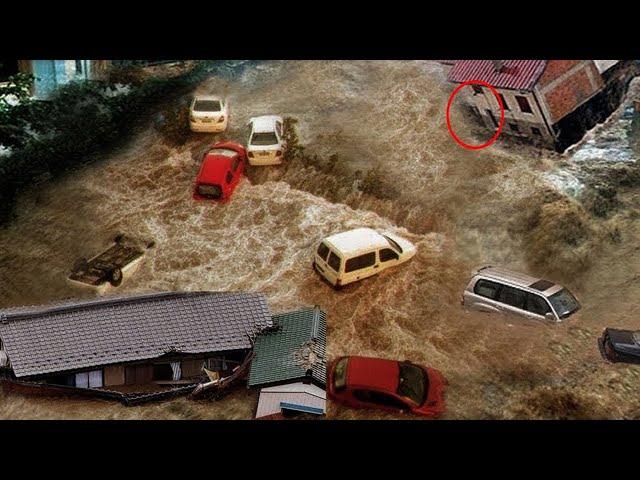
[499,94,510,110]
[75,60,83,75]
[472,85,483,95]
[515,95,533,113]
[532,127,542,136]
[509,123,520,133]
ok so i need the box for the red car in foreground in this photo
[193,141,246,201]
[327,356,447,417]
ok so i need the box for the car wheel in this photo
[108,267,123,287]
[114,233,124,244]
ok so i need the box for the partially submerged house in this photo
[447,60,638,151]
[248,307,327,419]
[0,291,272,401]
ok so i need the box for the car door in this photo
[378,247,400,272]
[495,284,529,320]
[524,292,554,322]
[350,388,410,413]
[465,278,504,314]
[342,251,378,284]
[229,155,243,191]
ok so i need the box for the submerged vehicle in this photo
[598,328,640,364]
[327,356,447,418]
[313,228,416,289]
[193,141,246,201]
[189,94,229,133]
[67,234,154,294]
[246,115,286,166]
[462,266,580,323]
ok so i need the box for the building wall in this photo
[464,85,555,143]
[18,60,109,99]
[537,60,604,124]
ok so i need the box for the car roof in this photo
[345,356,399,392]
[250,115,283,132]
[323,228,388,257]
[473,266,563,295]
[198,153,234,182]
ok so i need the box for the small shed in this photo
[255,382,326,419]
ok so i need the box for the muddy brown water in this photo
[1,60,640,419]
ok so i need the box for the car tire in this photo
[114,233,124,244]
[108,267,123,287]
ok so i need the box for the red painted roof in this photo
[346,356,399,393]
[447,60,548,91]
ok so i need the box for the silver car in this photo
[462,266,580,323]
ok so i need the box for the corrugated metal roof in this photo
[256,382,326,418]
[447,60,548,91]
[0,291,273,378]
[248,307,326,388]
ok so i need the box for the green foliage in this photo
[282,117,305,161]
[156,103,191,146]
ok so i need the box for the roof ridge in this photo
[0,291,235,323]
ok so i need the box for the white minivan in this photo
[313,228,416,289]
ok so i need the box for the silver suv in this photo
[462,266,580,323]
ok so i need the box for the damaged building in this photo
[248,306,327,419]
[446,60,639,151]
[0,291,273,403]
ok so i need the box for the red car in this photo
[193,141,246,201]
[327,356,447,417]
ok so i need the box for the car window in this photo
[526,293,551,316]
[328,251,341,272]
[251,132,278,145]
[379,248,399,262]
[474,279,501,300]
[548,289,581,319]
[345,252,376,273]
[497,285,527,310]
[353,389,408,410]
[317,242,330,261]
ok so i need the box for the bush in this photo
[156,103,191,147]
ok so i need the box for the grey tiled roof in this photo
[0,291,272,378]
[248,307,326,388]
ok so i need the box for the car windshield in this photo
[193,100,221,112]
[333,358,348,390]
[397,362,428,406]
[548,289,580,319]
[382,235,402,253]
[251,132,278,145]
[197,184,222,198]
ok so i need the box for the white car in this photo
[313,228,416,289]
[246,115,286,166]
[189,95,229,132]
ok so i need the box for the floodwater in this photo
[1,61,640,419]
